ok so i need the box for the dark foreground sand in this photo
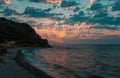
[15,49,54,78]
[0,48,39,78]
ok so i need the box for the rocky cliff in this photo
[0,17,51,47]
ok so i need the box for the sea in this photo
[23,44,120,78]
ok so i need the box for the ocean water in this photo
[24,45,120,78]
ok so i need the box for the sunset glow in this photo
[90,0,95,4]
[1,0,120,44]
[3,0,11,4]
[33,21,120,43]
[1,0,120,78]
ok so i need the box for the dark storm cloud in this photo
[22,7,63,18]
[29,0,44,3]
[61,1,78,7]
[94,11,108,18]
[18,0,44,3]
[90,3,103,10]
[68,9,120,25]
[91,15,120,26]
[17,0,45,3]
[66,7,120,30]
[73,7,80,12]
[65,11,86,24]
[43,8,52,12]
[112,1,120,11]
[1,7,19,16]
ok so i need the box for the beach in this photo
[0,45,120,78]
[0,48,39,78]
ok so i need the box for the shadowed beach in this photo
[15,49,54,78]
[0,18,52,78]
[0,48,38,78]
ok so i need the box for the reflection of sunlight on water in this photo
[35,48,97,69]
[34,48,100,78]
[33,46,120,78]
[35,48,68,66]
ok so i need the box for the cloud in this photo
[67,6,120,26]
[65,8,120,31]
[112,1,120,11]
[27,0,78,7]
[2,11,120,44]
[60,1,78,7]
[32,20,120,44]
[87,0,95,8]
[90,0,95,4]
[90,3,103,10]
[89,16,120,25]
[0,0,11,4]
[90,25,120,30]
[21,7,63,20]
[1,7,19,16]
[65,11,87,24]
[73,7,80,12]
[22,7,57,18]
[94,11,108,18]
[0,0,2,3]
[88,11,120,25]
[29,0,44,3]
[23,7,48,17]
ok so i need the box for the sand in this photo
[0,48,38,78]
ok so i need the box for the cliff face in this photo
[0,17,51,47]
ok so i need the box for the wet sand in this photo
[15,49,54,78]
[0,48,53,78]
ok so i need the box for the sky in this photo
[0,0,120,45]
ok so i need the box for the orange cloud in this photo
[87,0,95,8]
[32,18,120,44]
[48,38,63,43]
[33,26,64,43]
[3,0,11,4]
[90,0,95,4]
[46,0,61,6]
[56,32,66,38]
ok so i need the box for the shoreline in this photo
[0,47,54,78]
[15,49,54,78]
[0,48,38,78]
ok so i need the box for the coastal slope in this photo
[0,17,51,47]
[0,17,52,78]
